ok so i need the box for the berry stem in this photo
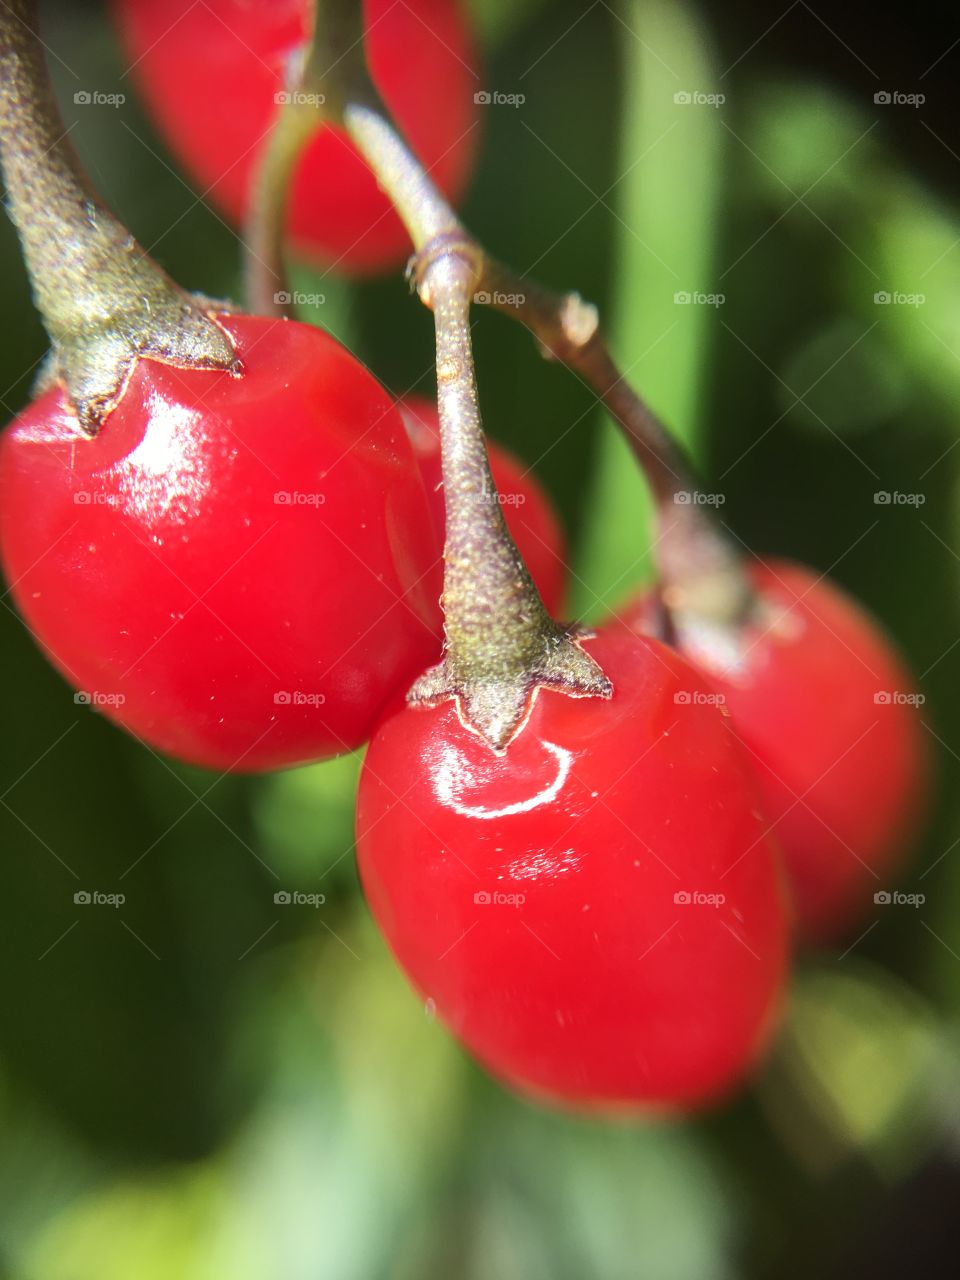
[344,104,611,750]
[0,0,239,433]
[244,106,316,319]
[341,94,751,653]
[299,0,748,720]
[244,0,372,317]
[478,262,753,638]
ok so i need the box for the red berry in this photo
[111,0,481,275]
[0,314,443,771]
[399,396,568,617]
[611,559,929,942]
[356,627,789,1110]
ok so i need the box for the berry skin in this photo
[356,628,789,1110]
[111,0,481,275]
[611,559,929,942]
[399,396,568,617]
[0,315,443,771]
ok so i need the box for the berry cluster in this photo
[0,0,929,1111]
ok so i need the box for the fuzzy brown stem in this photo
[479,260,752,628]
[347,105,562,673]
[344,103,611,748]
[0,0,239,432]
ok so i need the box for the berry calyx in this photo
[357,627,789,1109]
[111,0,481,276]
[399,235,609,751]
[611,560,929,942]
[0,0,239,434]
[399,395,568,617]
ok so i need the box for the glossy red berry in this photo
[0,314,443,771]
[111,0,481,275]
[399,395,568,617]
[356,627,789,1110]
[611,559,929,942]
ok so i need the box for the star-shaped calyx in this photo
[410,626,612,752]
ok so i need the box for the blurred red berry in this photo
[111,0,481,274]
[610,559,929,942]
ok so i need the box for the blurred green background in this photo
[1,0,960,1276]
